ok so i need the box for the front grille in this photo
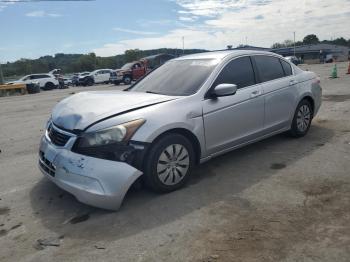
[39,151,56,177]
[48,124,71,147]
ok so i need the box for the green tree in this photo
[271,42,284,49]
[303,34,319,45]
[124,49,141,62]
[283,39,294,47]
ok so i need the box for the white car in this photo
[9,74,59,90]
[79,69,112,86]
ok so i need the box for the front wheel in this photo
[87,78,94,86]
[289,99,313,137]
[144,134,195,193]
[123,76,132,85]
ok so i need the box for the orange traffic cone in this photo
[347,61,350,74]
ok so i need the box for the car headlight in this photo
[75,119,146,148]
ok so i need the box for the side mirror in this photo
[212,83,237,98]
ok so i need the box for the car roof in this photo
[28,73,51,76]
[174,50,282,61]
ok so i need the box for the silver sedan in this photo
[38,50,322,210]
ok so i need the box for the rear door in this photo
[252,55,298,133]
[203,56,264,155]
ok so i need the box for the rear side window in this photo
[213,56,256,89]
[31,75,42,79]
[254,56,285,82]
[280,59,293,76]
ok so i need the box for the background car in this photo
[71,72,90,86]
[63,76,73,87]
[111,54,175,85]
[7,74,59,90]
[79,69,112,86]
[285,56,301,65]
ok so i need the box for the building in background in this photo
[271,44,350,64]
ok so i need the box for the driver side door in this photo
[94,70,103,83]
[203,56,264,155]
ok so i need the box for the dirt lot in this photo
[0,63,350,262]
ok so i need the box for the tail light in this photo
[313,76,320,84]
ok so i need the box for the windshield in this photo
[129,59,218,96]
[121,63,133,70]
[19,76,28,81]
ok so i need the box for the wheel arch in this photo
[147,128,202,165]
[300,95,315,115]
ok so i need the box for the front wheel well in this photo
[149,128,201,165]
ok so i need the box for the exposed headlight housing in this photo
[74,119,146,149]
[71,119,147,163]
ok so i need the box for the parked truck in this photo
[110,53,175,85]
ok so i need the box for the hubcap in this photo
[297,104,311,132]
[157,144,189,186]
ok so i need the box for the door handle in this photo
[250,90,261,98]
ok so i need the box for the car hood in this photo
[52,91,176,131]
[78,75,90,79]
[6,80,23,84]
[116,69,131,73]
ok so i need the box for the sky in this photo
[0,0,350,62]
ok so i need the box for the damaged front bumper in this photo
[38,134,143,211]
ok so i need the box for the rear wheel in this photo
[144,134,195,193]
[289,99,313,137]
[44,82,55,90]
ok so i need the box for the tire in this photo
[289,99,313,137]
[87,78,94,86]
[114,81,120,86]
[26,83,40,94]
[144,133,195,193]
[123,76,132,85]
[43,82,55,90]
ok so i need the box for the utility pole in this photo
[182,36,185,55]
[245,36,248,46]
[293,31,296,57]
[0,61,4,85]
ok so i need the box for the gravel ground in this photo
[0,62,350,262]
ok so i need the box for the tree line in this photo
[2,34,350,79]
[2,48,207,79]
[271,34,350,49]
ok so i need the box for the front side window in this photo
[129,59,218,96]
[213,56,256,89]
[254,55,285,82]
[122,63,133,70]
[21,76,30,81]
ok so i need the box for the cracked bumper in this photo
[38,136,143,211]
